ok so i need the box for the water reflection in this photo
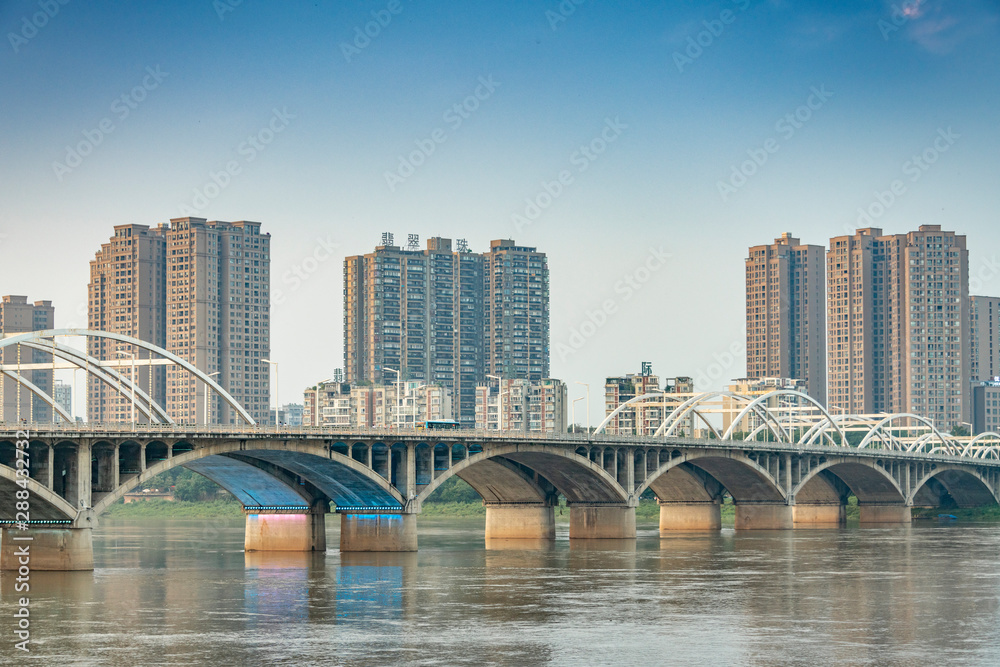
[2,518,1000,665]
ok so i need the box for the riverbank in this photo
[105,497,1000,523]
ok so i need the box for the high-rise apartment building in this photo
[0,295,55,422]
[344,235,548,427]
[828,225,970,428]
[745,233,826,404]
[971,296,1000,382]
[88,218,270,424]
[484,239,550,381]
[88,225,167,423]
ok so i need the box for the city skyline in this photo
[2,0,999,425]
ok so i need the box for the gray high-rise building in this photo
[745,233,827,404]
[828,225,970,429]
[344,235,485,427]
[483,239,550,381]
[971,295,1000,382]
[344,235,548,427]
[0,295,55,422]
[88,218,270,425]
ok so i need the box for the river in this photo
[3,516,1000,665]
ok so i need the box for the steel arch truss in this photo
[0,328,254,425]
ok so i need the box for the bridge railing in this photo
[3,420,999,462]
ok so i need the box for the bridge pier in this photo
[569,505,636,539]
[485,503,555,540]
[858,504,912,524]
[1,526,94,571]
[734,503,793,530]
[792,503,846,527]
[658,501,721,531]
[339,512,418,552]
[244,509,327,552]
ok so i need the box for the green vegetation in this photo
[103,499,243,519]
[912,506,1000,521]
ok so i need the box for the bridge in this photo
[2,329,1000,571]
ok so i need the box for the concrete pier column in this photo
[734,503,793,530]
[569,505,636,539]
[0,527,94,571]
[793,503,846,528]
[244,510,327,552]
[658,501,722,531]
[485,504,555,540]
[339,513,417,552]
[858,504,912,524]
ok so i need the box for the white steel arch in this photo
[19,338,172,424]
[0,369,74,422]
[855,413,954,454]
[0,329,254,425]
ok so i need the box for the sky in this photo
[1,0,998,423]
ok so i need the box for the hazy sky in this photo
[2,0,998,423]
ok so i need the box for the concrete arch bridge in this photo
[3,413,1000,570]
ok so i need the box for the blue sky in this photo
[1,0,998,421]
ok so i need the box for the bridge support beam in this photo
[339,513,417,552]
[244,510,327,552]
[858,504,911,524]
[658,502,721,531]
[484,504,555,540]
[792,504,846,528]
[734,503,793,530]
[569,505,636,539]
[0,527,94,571]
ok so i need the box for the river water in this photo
[3,516,1000,665]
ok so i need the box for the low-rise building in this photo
[603,364,694,435]
[303,379,453,427]
[475,378,567,433]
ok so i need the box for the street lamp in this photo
[203,371,220,425]
[575,381,590,434]
[116,351,137,427]
[262,359,278,426]
[383,367,401,428]
[572,396,585,434]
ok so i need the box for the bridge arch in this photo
[792,459,906,505]
[90,440,408,516]
[909,465,1000,508]
[635,452,786,503]
[414,444,630,508]
[0,464,78,521]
